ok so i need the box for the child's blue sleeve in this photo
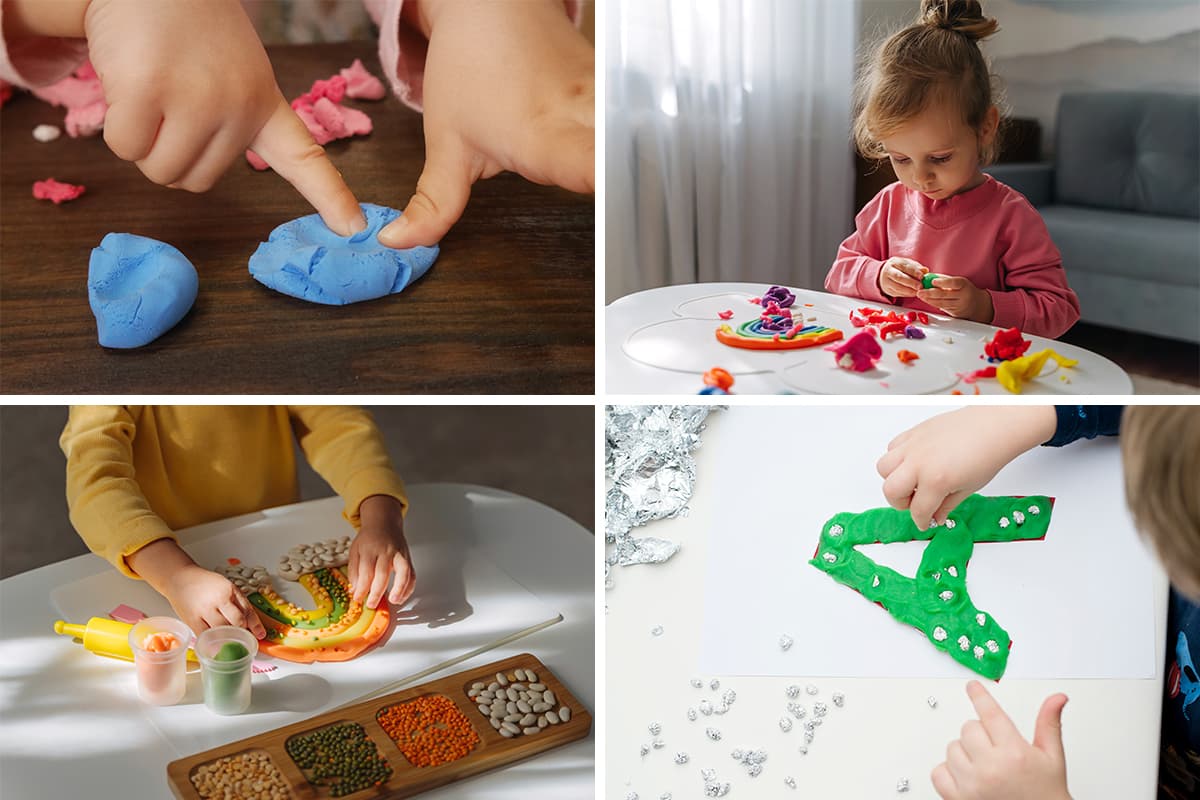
[1160,588,1200,794]
[1042,406,1124,447]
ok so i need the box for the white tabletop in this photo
[605,409,1167,800]
[0,484,595,800]
[606,283,1133,395]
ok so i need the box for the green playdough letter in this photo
[809,494,1053,680]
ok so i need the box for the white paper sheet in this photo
[51,498,561,755]
[698,406,1159,680]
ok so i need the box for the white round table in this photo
[0,484,594,800]
[606,283,1134,395]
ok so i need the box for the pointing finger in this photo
[249,96,366,237]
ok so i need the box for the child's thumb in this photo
[379,138,474,249]
[1032,693,1068,761]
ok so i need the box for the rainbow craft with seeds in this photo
[715,319,844,351]
[220,537,390,663]
[809,494,1053,680]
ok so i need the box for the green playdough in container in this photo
[199,630,256,715]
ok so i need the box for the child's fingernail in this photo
[378,218,407,246]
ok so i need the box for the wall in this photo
[858,0,1200,154]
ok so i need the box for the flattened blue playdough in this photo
[88,233,199,349]
[248,203,438,305]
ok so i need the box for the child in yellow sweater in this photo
[60,406,414,640]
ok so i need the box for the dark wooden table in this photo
[0,43,594,394]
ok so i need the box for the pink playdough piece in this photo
[33,178,86,204]
[246,63,380,171]
[109,604,147,624]
[31,61,108,138]
[828,330,882,372]
[340,59,386,100]
[65,100,107,137]
[292,75,347,109]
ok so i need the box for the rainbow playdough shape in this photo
[809,494,1053,680]
[221,538,390,663]
[715,319,844,351]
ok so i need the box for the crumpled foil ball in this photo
[605,405,721,580]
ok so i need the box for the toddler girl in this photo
[824,0,1079,339]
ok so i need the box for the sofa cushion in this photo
[1039,205,1200,287]
[1055,92,1199,219]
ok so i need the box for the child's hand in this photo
[161,564,267,640]
[82,0,366,234]
[879,257,929,298]
[876,407,1058,529]
[932,681,1071,800]
[348,495,415,610]
[126,537,266,639]
[918,275,994,323]
[378,0,594,249]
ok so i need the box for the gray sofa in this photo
[986,92,1200,343]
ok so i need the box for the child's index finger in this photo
[250,97,367,237]
[966,680,1022,743]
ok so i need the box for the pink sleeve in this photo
[365,0,584,112]
[0,5,88,88]
[987,199,1081,339]
[824,192,891,304]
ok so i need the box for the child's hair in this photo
[853,0,1001,164]
[1122,406,1200,599]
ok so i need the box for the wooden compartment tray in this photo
[167,653,591,799]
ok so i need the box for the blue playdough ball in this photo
[698,386,729,395]
[248,203,439,305]
[88,233,199,349]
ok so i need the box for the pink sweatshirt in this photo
[825,176,1080,339]
[0,1,583,111]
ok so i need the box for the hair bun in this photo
[919,0,999,41]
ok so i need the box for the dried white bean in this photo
[545,710,560,724]
[514,669,527,681]
[525,670,538,683]
[504,713,522,723]
[499,728,514,738]
[522,726,540,735]
[506,702,518,715]
[488,682,500,692]
[528,683,547,691]
[490,718,502,730]
[538,717,549,729]
[501,722,521,734]
[520,713,537,727]
[496,672,509,687]
[532,702,551,713]
[560,707,571,722]
[543,690,556,705]
[517,700,532,714]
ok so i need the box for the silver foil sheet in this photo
[605,405,721,574]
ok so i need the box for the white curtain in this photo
[606,0,858,302]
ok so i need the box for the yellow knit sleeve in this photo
[59,406,176,579]
[287,406,408,527]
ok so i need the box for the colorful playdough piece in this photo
[716,320,843,350]
[921,273,944,289]
[31,61,107,137]
[33,178,86,204]
[219,537,391,663]
[984,327,1031,362]
[143,632,181,652]
[829,330,882,371]
[996,349,1078,394]
[809,494,1054,679]
[340,59,387,100]
[248,203,438,305]
[699,366,734,394]
[89,233,199,348]
[897,349,920,364]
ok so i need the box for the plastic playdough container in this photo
[196,626,258,715]
[128,617,194,706]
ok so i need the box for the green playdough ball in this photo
[921,272,942,289]
[215,641,249,661]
